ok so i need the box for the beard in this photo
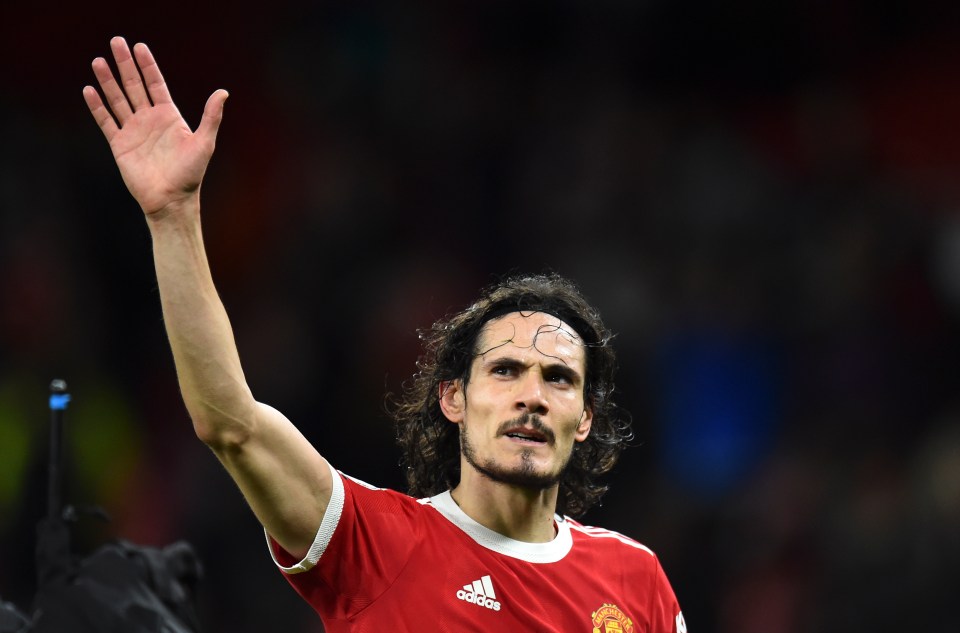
[460,413,571,490]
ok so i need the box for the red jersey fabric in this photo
[266,462,685,632]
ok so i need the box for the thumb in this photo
[197,89,229,143]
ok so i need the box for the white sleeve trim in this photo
[264,458,345,575]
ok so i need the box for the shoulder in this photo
[564,518,683,627]
[339,471,434,514]
[338,472,460,532]
[565,518,659,560]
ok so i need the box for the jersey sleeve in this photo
[648,555,686,633]
[264,460,422,620]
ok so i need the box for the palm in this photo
[84,38,226,214]
[110,103,209,213]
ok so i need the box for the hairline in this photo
[462,310,589,393]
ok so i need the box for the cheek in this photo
[558,390,587,412]
[460,391,494,423]
[466,382,509,409]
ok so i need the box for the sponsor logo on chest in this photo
[455,574,501,611]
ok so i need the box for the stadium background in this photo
[2,1,959,631]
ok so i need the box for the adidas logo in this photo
[456,574,502,611]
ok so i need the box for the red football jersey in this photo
[267,462,686,632]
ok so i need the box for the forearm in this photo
[87,38,331,554]
[147,198,255,446]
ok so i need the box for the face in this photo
[440,311,593,490]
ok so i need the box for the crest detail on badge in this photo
[591,603,634,633]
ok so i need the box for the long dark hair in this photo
[390,273,632,518]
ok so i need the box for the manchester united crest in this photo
[591,603,634,633]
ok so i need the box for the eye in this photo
[492,364,516,377]
[546,372,573,385]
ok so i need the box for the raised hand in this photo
[83,37,228,215]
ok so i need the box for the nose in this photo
[515,372,549,415]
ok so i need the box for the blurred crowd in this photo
[2,2,959,631]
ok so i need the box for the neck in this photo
[450,466,560,543]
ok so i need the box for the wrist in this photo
[143,193,202,225]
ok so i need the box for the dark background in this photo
[2,1,960,631]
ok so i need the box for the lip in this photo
[501,426,550,445]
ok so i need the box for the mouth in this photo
[497,413,555,446]
[504,429,549,444]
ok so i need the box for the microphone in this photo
[47,379,71,522]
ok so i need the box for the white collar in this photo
[423,490,572,563]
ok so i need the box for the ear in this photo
[439,380,465,423]
[574,405,593,442]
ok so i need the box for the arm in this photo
[84,37,329,558]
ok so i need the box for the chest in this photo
[352,533,651,633]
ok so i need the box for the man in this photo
[83,37,686,632]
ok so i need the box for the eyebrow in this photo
[481,356,583,384]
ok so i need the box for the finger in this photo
[132,42,173,105]
[197,89,229,145]
[110,36,150,111]
[82,85,119,143]
[91,56,133,125]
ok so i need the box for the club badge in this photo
[591,603,634,633]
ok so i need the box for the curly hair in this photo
[390,273,632,518]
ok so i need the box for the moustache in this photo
[496,413,555,444]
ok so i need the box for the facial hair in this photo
[460,412,571,490]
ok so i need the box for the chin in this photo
[471,455,562,490]
[461,428,569,491]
